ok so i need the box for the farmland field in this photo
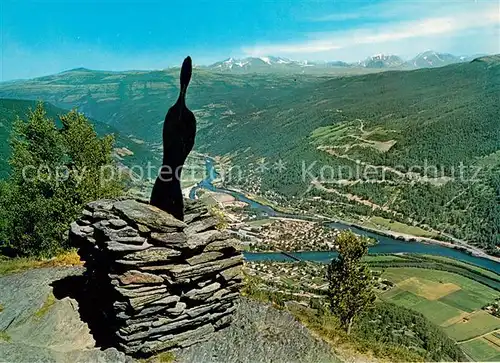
[444,311,500,341]
[460,338,500,362]
[363,216,439,238]
[388,290,428,308]
[379,265,500,361]
[439,290,488,312]
[362,254,406,263]
[381,268,499,301]
[396,276,460,300]
[420,255,500,281]
[411,300,464,325]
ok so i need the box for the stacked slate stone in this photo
[69,198,243,356]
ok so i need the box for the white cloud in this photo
[243,1,500,61]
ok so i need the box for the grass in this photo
[34,293,56,319]
[365,216,438,238]
[484,332,500,348]
[0,250,82,276]
[311,123,352,142]
[477,150,500,167]
[0,331,11,342]
[362,254,405,263]
[381,268,499,301]
[139,351,176,363]
[379,286,404,299]
[0,303,3,313]
[198,192,219,207]
[439,289,488,313]
[411,300,464,326]
[444,311,500,342]
[384,290,427,308]
[243,275,422,362]
[246,193,296,214]
[420,255,500,282]
[396,276,460,300]
[460,337,500,361]
[288,303,421,362]
[311,123,396,153]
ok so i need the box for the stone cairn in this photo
[69,198,243,356]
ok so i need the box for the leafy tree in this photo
[0,103,123,257]
[327,231,376,334]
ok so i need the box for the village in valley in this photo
[192,187,500,362]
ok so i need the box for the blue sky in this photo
[1,0,499,80]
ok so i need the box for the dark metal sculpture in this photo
[150,56,196,221]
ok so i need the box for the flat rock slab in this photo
[0,267,338,363]
[0,342,132,363]
[113,200,187,231]
[0,267,132,363]
[176,298,339,363]
[0,267,82,332]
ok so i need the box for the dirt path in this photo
[311,180,400,214]
[318,146,452,186]
[457,329,500,344]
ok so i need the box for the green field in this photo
[439,289,489,313]
[420,255,500,282]
[388,290,428,308]
[460,338,500,362]
[379,266,500,360]
[382,268,499,301]
[411,300,464,326]
[363,216,438,239]
[444,311,500,341]
[362,254,406,263]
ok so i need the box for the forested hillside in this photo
[200,56,500,254]
[0,56,498,254]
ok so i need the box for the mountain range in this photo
[203,51,477,73]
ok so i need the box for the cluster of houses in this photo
[227,218,341,252]
[483,299,500,317]
[257,219,339,251]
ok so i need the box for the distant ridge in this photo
[62,67,93,73]
[33,51,497,78]
[201,50,488,74]
[471,54,500,64]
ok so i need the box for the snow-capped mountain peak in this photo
[259,56,272,65]
[411,50,460,68]
[207,56,322,72]
[359,54,404,68]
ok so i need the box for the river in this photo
[190,159,500,274]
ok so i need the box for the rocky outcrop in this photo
[0,268,338,363]
[176,298,338,363]
[69,198,243,356]
[0,267,133,363]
